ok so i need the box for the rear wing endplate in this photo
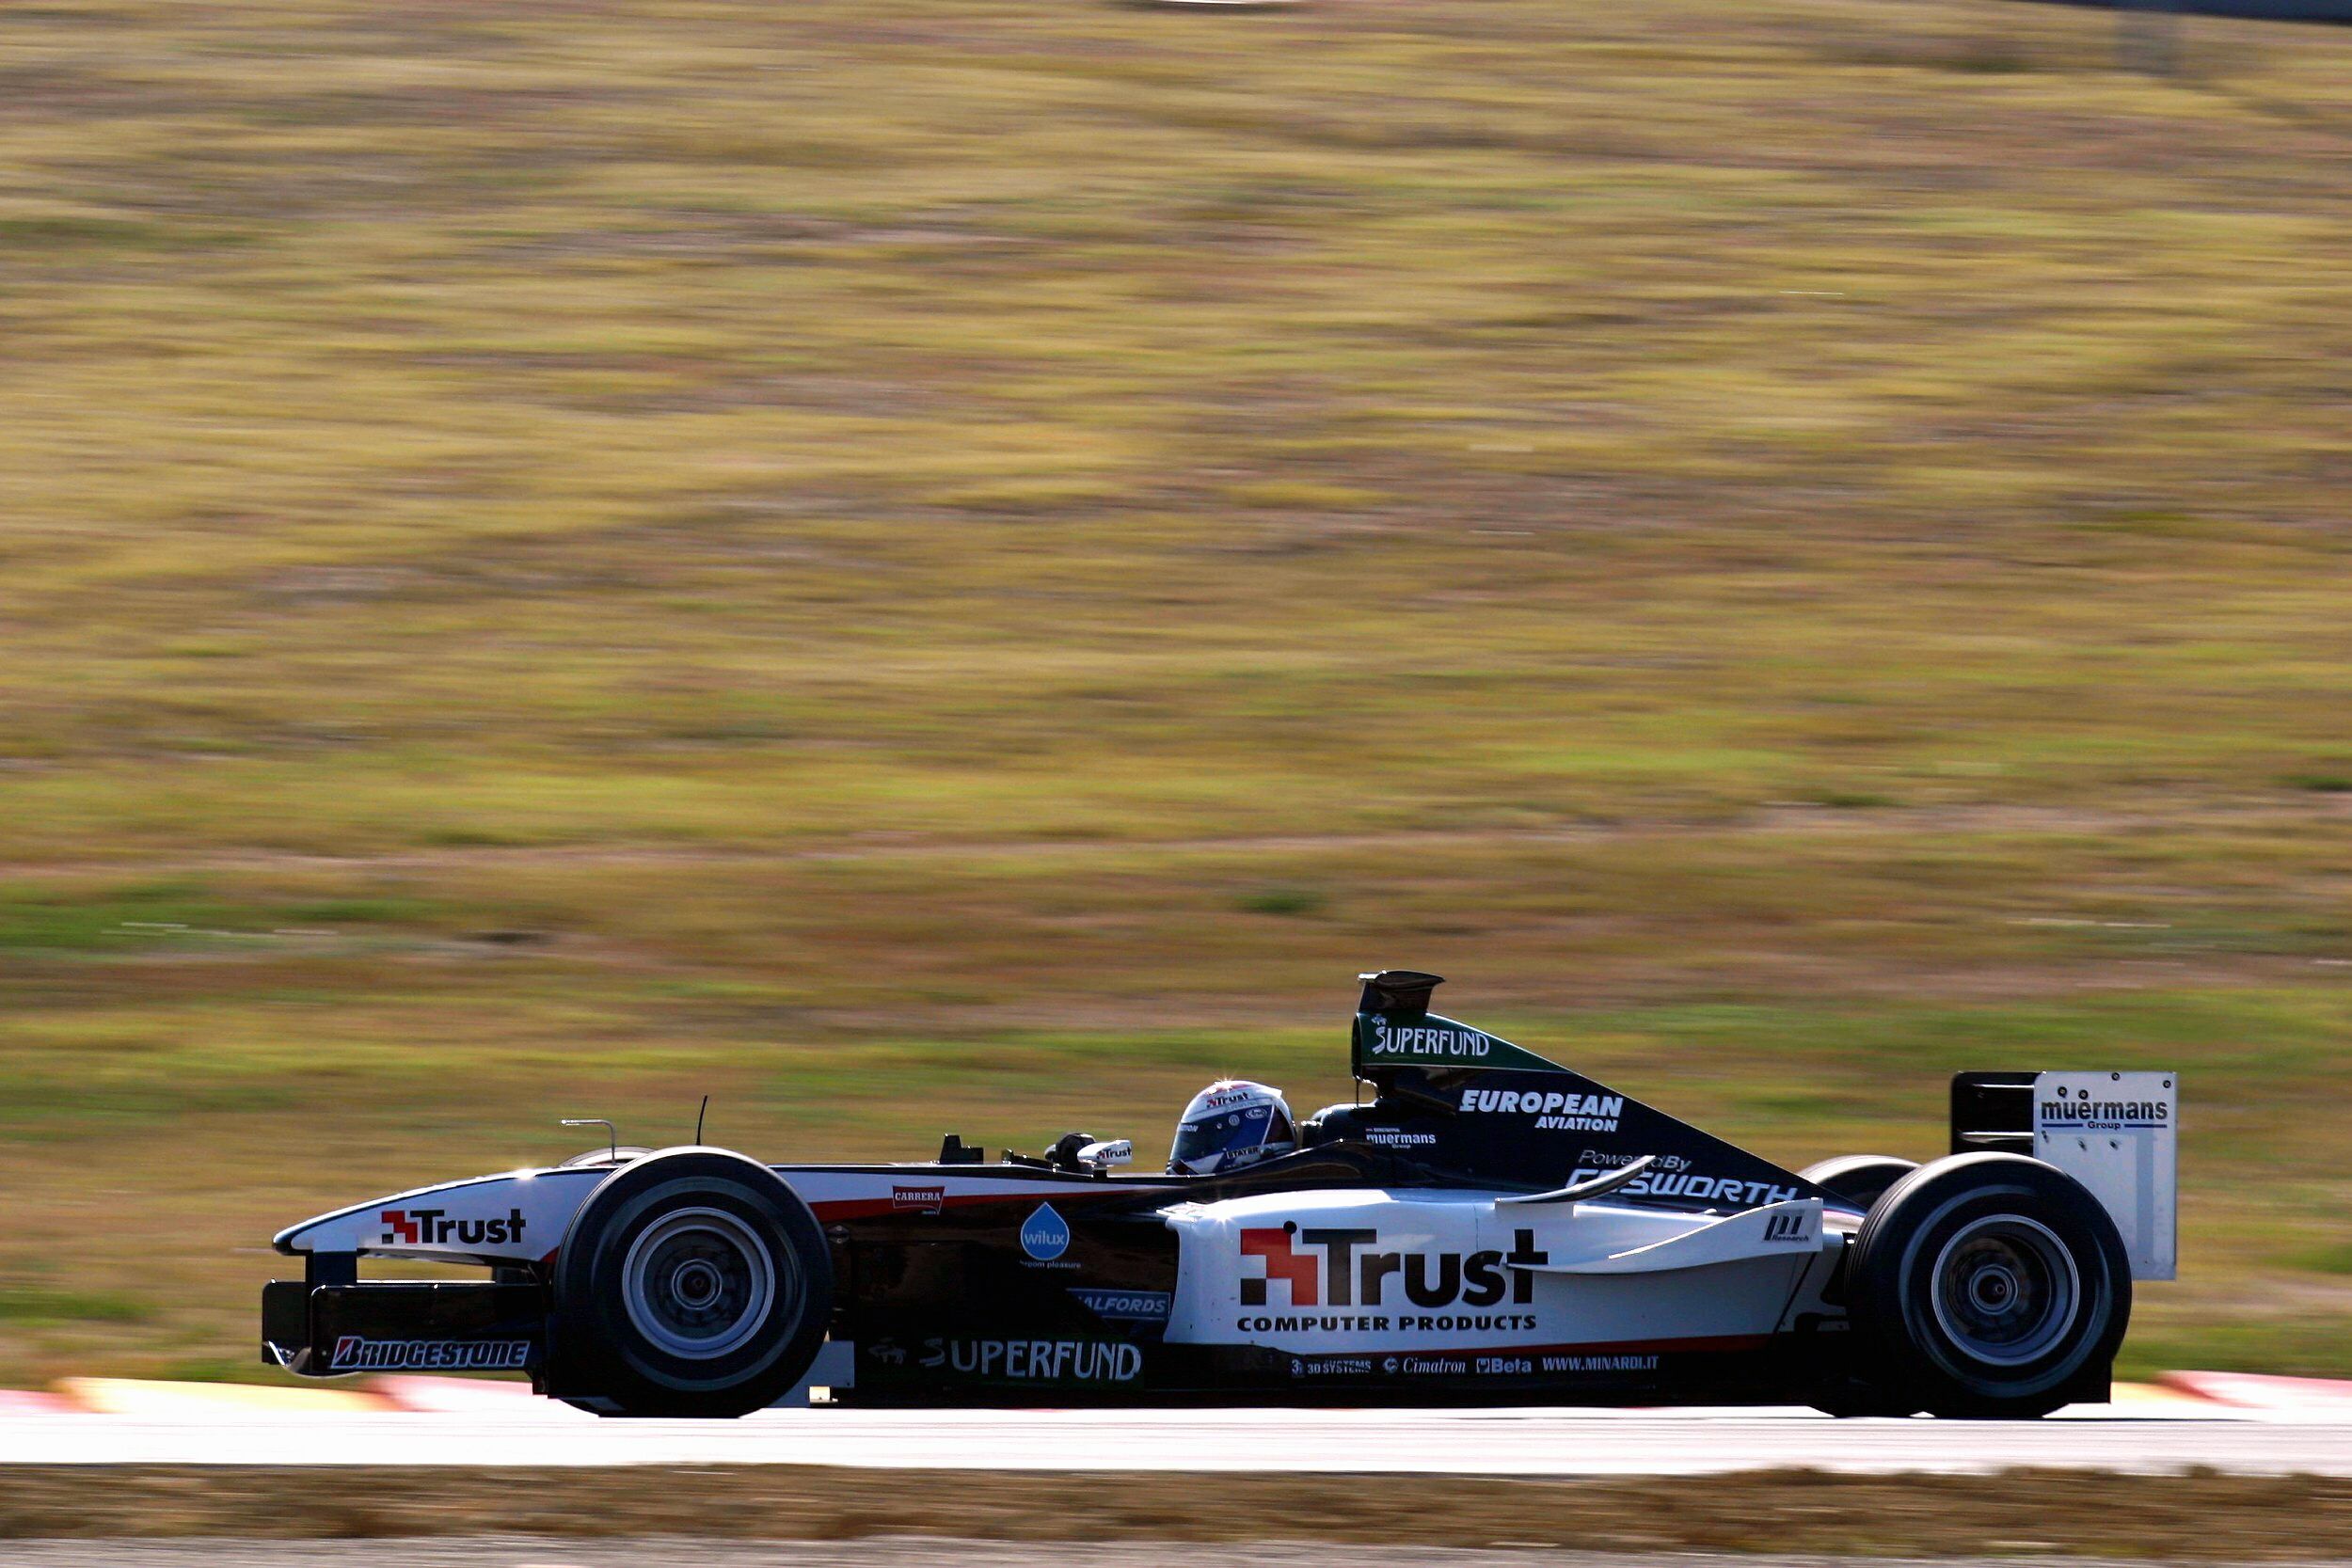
[1951,1069,2177,1281]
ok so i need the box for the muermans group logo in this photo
[330,1337,530,1371]
[1236,1225,1548,1334]
[378,1208,525,1247]
[1458,1086,1623,1133]
[2039,1089,2169,1131]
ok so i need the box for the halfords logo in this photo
[1460,1087,1623,1132]
[379,1208,525,1247]
[330,1337,531,1371]
[892,1184,946,1214]
[1239,1226,1548,1317]
[1567,1169,1799,1207]
[1070,1289,1172,1323]
[1366,1018,1495,1059]
[2040,1093,2169,1131]
[917,1338,1142,1382]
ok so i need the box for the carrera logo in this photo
[1238,1226,1548,1311]
[891,1184,946,1215]
[330,1337,531,1371]
[379,1207,526,1248]
[1459,1087,1623,1132]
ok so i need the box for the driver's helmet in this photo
[1168,1079,1295,1176]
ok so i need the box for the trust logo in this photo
[377,1207,525,1247]
[1239,1224,1548,1309]
[1240,1226,1324,1307]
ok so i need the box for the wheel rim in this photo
[1929,1214,2079,1367]
[620,1207,787,1360]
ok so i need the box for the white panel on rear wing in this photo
[2033,1070,2177,1281]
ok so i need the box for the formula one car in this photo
[263,971,2177,1418]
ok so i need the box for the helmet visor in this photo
[1172,1101,1279,1173]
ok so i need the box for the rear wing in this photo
[1951,1070,2177,1281]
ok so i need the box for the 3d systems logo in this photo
[1020,1203,1071,1262]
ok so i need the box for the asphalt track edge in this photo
[6,1466,2352,1554]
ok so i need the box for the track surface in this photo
[0,1547,2074,1567]
[8,1552,2337,1568]
[7,1403,2350,1474]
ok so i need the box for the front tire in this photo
[1846,1152,2129,1418]
[550,1148,833,1418]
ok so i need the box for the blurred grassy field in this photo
[4,0,2352,1386]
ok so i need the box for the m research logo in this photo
[1761,1207,1817,1245]
[379,1208,525,1247]
[1459,1087,1623,1133]
[1236,1224,1548,1333]
[1020,1203,1071,1262]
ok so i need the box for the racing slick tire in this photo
[549,1147,833,1418]
[1800,1154,1919,1212]
[1845,1152,2130,1418]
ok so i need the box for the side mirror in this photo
[1077,1138,1134,1171]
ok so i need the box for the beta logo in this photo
[1019,1203,1071,1262]
[379,1207,526,1248]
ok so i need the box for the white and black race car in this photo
[263,970,2176,1418]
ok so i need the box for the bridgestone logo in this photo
[330,1337,531,1371]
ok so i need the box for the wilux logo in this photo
[1238,1226,1548,1309]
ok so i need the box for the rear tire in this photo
[1800,1154,1918,1212]
[550,1148,833,1418]
[1846,1152,2129,1418]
